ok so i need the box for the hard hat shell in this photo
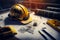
[9,4,32,24]
[10,4,29,20]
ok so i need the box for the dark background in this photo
[0,0,60,10]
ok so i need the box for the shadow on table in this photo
[7,37,21,40]
[0,36,21,40]
[4,17,25,25]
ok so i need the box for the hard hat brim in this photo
[21,16,32,24]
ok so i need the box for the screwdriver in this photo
[42,29,56,40]
[38,31,48,40]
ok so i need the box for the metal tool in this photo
[47,19,60,32]
[0,26,17,40]
[42,29,56,40]
[38,31,48,40]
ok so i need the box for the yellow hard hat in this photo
[9,4,32,24]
